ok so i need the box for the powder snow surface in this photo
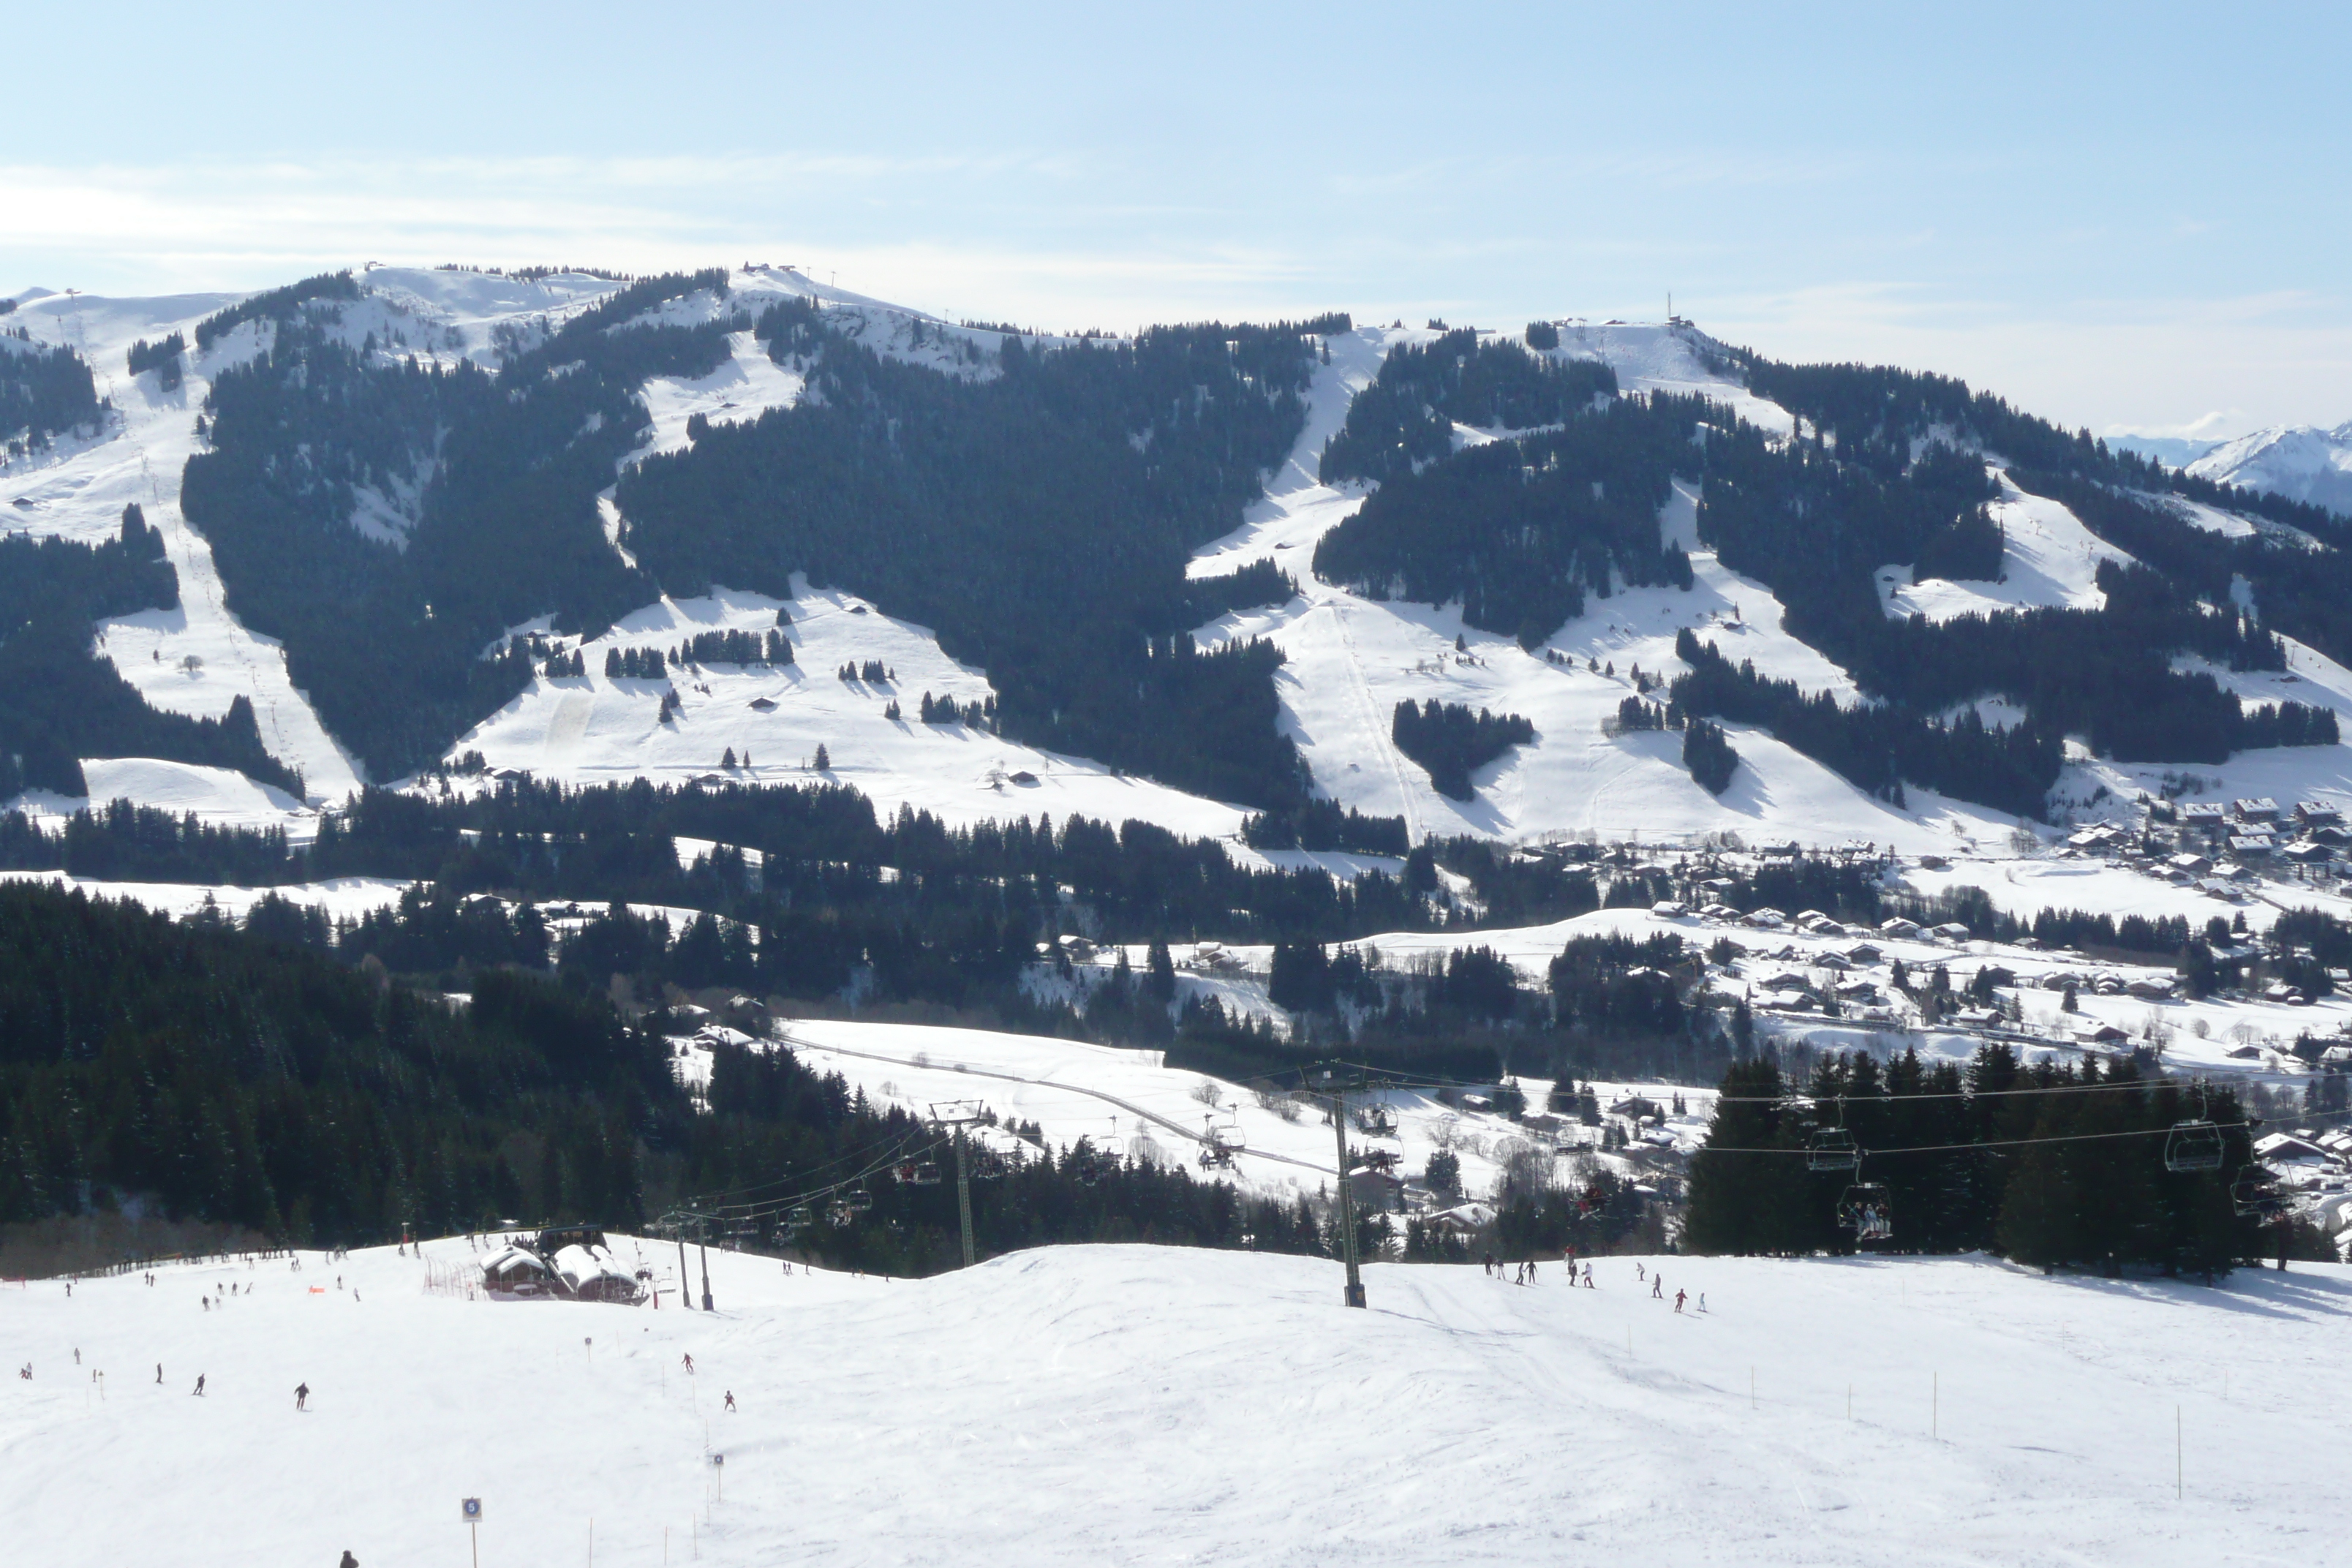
[4,1239,2345,1566]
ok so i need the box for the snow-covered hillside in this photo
[444,581,1254,840]
[2189,420,2352,519]
[1188,326,2056,851]
[2,287,368,802]
[12,268,2352,873]
[5,1238,2345,1566]
[702,1014,1711,1202]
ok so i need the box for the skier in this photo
[682,1353,695,1374]
[295,1382,309,1411]
[1674,1289,1686,1313]
[195,1374,206,1396]
[340,1552,360,1567]
[1651,1275,1662,1300]
[1582,1263,1595,1288]
[724,1391,737,1412]
[156,1363,163,1384]
[1698,1292,1707,1313]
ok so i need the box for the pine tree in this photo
[813,744,830,770]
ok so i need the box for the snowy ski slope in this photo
[4,1238,2346,1566]
[694,1015,1714,1200]
[13,268,2352,875]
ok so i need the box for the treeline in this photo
[1315,394,1701,648]
[1670,630,2061,818]
[183,271,736,776]
[0,879,1335,1275]
[603,629,794,676]
[0,508,298,797]
[1741,354,2343,545]
[1685,358,2340,801]
[1683,718,1738,794]
[1240,798,1410,856]
[617,297,1324,810]
[0,777,1770,1085]
[1,332,102,451]
[1184,558,1299,622]
[1686,1047,2307,1276]
[192,269,363,350]
[126,332,186,391]
[0,776,1444,960]
[1391,699,1535,799]
[1318,328,1617,484]
[1256,925,1720,1088]
[2012,465,2352,701]
[0,880,676,1242]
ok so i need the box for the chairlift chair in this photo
[2229,1164,2281,1218]
[843,1187,874,1215]
[911,1160,941,1186]
[1355,1104,1398,1138]
[1806,1128,1860,1173]
[1836,1183,1893,1243]
[2163,1120,2225,1174]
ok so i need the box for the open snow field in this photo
[445,579,1252,841]
[5,1239,2347,1566]
[720,1017,1713,1197]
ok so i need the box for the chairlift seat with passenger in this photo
[2230,1164,2282,1218]
[1836,1183,1893,1243]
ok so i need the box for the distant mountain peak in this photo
[2187,421,2352,519]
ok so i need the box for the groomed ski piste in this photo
[6,1235,2348,1566]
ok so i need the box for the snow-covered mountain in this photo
[7,263,2352,862]
[2188,419,2352,519]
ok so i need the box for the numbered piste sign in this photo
[461,1497,483,1523]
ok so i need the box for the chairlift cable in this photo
[1313,1056,2261,1107]
[1700,1120,2257,1157]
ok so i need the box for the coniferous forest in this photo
[0,508,297,798]
[180,273,725,777]
[1684,1047,2325,1276]
[0,878,1330,1273]
[1,330,103,453]
[617,298,1333,810]
[1390,698,1536,799]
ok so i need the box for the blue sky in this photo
[6,1,2344,436]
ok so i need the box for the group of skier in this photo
[1478,1251,1705,1312]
